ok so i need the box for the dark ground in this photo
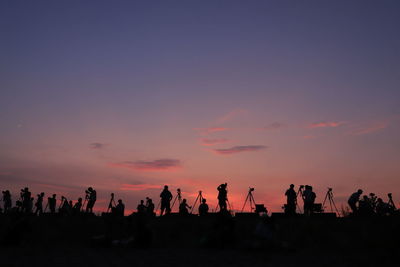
[0,213,399,267]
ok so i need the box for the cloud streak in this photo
[200,138,230,146]
[350,121,388,135]
[90,143,106,149]
[213,145,267,155]
[308,121,345,128]
[110,159,182,171]
[195,127,230,135]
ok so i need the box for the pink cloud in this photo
[110,159,182,171]
[308,121,345,128]
[120,183,161,191]
[349,121,388,136]
[213,145,267,155]
[195,127,230,135]
[200,138,230,146]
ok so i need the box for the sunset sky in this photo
[1,1,400,213]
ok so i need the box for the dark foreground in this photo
[0,213,399,267]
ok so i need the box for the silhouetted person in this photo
[285,184,297,215]
[73,198,83,214]
[59,196,71,215]
[115,199,125,217]
[2,190,12,213]
[34,192,45,215]
[48,194,57,213]
[303,185,316,215]
[15,200,23,212]
[28,197,34,213]
[217,183,228,212]
[179,199,191,215]
[85,187,97,213]
[20,187,31,213]
[160,185,173,216]
[376,198,390,216]
[358,195,374,216]
[348,189,363,214]
[146,197,155,215]
[369,193,377,210]
[198,198,209,216]
[137,200,146,214]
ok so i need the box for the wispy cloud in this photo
[110,159,182,171]
[349,121,388,136]
[200,138,230,146]
[195,127,230,135]
[213,145,267,155]
[120,183,161,191]
[308,121,345,128]
[263,122,286,131]
[90,143,106,149]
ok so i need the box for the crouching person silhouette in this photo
[179,199,191,215]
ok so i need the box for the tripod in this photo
[190,190,204,214]
[171,188,182,210]
[388,193,397,210]
[241,188,256,212]
[107,193,116,213]
[323,188,339,214]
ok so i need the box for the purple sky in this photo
[1,1,400,213]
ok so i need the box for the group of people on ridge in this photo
[283,184,397,216]
[284,184,316,215]
[348,190,396,216]
[1,183,397,217]
[1,187,97,215]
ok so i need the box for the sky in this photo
[1,0,400,214]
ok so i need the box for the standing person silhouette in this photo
[48,194,57,213]
[217,183,228,212]
[115,199,125,217]
[303,185,316,215]
[2,190,12,213]
[160,185,173,216]
[85,187,97,213]
[285,184,297,215]
[21,187,31,213]
[34,192,45,215]
[137,200,146,214]
[146,197,155,215]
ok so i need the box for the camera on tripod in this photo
[249,188,255,192]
